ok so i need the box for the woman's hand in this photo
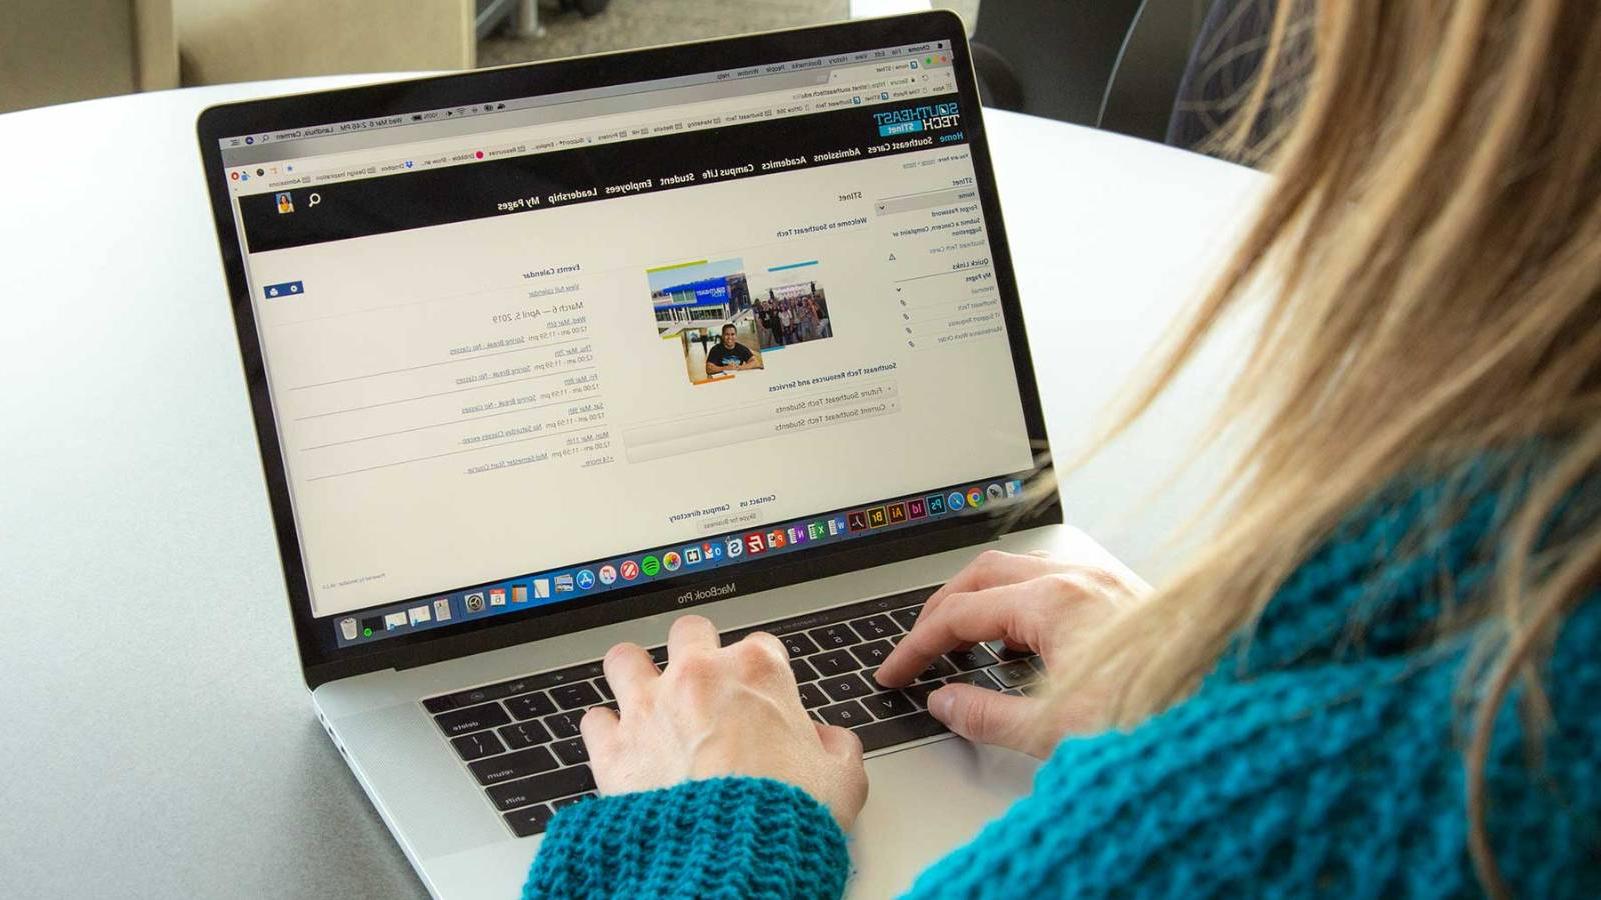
[875,529,1152,758]
[580,614,869,829]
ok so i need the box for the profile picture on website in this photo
[749,273,832,351]
[678,320,765,385]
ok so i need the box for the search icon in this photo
[308,193,322,208]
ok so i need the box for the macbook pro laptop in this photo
[197,11,1070,897]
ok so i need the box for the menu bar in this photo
[226,54,957,196]
[219,39,952,163]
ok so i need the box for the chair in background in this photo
[1,0,177,113]
[170,0,476,86]
[1097,0,1211,144]
[968,0,1147,123]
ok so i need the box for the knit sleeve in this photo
[900,618,1600,899]
[523,776,850,900]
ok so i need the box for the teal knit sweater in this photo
[524,470,1600,898]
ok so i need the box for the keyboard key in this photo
[422,695,456,714]
[850,614,901,641]
[817,700,872,728]
[552,792,595,809]
[504,804,555,837]
[551,737,589,766]
[945,645,1000,672]
[450,731,505,762]
[594,678,613,700]
[819,673,873,703]
[984,640,1035,662]
[902,680,943,708]
[433,702,511,737]
[862,691,919,720]
[790,658,819,684]
[498,721,553,750]
[1004,688,1026,697]
[505,692,557,721]
[849,639,895,668]
[487,765,596,811]
[808,624,862,650]
[855,710,948,752]
[780,633,820,658]
[948,669,1001,691]
[810,648,861,678]
[544,710,585,740]
[550,682,603,711]
[888,606,923,632]
[648,646,669,666]
[989,659,1038,688]
[798,682,829,709]
[527,662,605,690]
[447,678,535,709]
[915,656,958,682]
[469,746,558,786]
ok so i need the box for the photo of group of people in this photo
[646,257,836,386]
[751,280,832,349]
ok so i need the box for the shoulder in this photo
[914,616,1600,898]
[1226,448,1597,676]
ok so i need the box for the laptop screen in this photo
[212,30,1042,654]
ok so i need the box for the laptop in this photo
[197,11,1070,897]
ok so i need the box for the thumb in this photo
[815,722,864,762]
[927,683,1043,756]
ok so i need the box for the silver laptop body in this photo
[197,12,1063,897]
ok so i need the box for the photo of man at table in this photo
[671,320,765,384]
[650,257,768,385]
[703,323,761,376]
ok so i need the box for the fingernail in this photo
[928,687,951,720]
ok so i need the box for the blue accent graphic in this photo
[766,260,819,272]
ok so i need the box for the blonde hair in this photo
[1047,0,1601,894]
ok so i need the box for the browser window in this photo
[217,41,1036,645]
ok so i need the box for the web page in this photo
[225,49,1035,626]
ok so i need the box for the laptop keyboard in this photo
[421,586,1044,837]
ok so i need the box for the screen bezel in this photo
[195,11,1060,690]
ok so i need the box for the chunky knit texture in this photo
[522,777,847,899]
[525,472,1601,898]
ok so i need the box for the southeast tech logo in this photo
[873,102,960,137]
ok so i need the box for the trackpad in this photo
[847,736,1040,897]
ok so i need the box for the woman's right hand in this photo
[875,529,1151,758]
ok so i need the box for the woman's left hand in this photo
[579,614,869,829]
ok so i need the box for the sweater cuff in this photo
[523,776,850,900]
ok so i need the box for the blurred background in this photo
[1,0,1255,152]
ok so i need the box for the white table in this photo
[0,77,1263,898]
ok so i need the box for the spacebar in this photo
[854,712,948,752]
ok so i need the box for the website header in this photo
[237,92,970,253]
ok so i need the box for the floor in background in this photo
[479,0,849,67]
